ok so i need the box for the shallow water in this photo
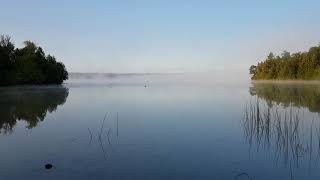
[0,75,320,180]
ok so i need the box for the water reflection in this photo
[244,83,320,171]
[0,86,69,134]
[249,82,320,113]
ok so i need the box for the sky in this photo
[1,0,319,78]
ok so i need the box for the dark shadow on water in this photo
[0,86,69,134]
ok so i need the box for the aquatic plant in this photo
[243,99,319,168]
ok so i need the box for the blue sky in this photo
[1,0,319,76]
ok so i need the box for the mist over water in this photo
[0,75,319,180]
[67,72,250,87]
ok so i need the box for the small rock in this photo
[45,163,53,170]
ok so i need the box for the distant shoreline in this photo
[252,80,320,84]
[68,72,184,79]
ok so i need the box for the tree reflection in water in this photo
[249,82,320,113]
[0,86,68,134]
[244,83,320,170]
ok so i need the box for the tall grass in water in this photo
[243,99,319,169]
[87,112,120,160]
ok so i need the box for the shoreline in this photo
[252,80,320,84]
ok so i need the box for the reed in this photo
[243,98,320,169]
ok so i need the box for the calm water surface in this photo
[1,75,320,180]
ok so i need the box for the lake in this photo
[0,74,320,180]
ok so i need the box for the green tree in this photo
[0,35,68,85]
[0,35,15,85]
[249,45,320,80]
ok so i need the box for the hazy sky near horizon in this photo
[1,0,319,77]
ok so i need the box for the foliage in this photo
[249,45,320,80]
[0,35,68,85]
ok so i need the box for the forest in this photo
[249,45,320,80]
[0,35,68,85]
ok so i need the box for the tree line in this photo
[249,45,320,80]
[0,35,68,85]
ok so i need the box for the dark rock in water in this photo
[45,164,53,170]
